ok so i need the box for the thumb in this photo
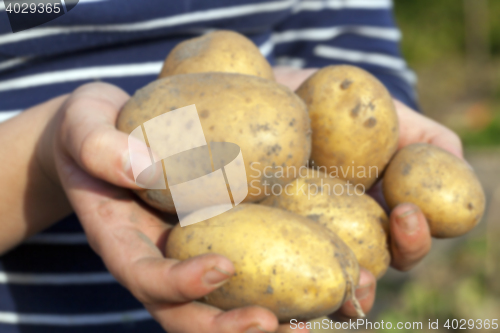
[59,82,158,189]
[389,203,432,271]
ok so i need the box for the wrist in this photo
[35,94,70,188]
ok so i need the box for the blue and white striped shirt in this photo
[0,1,417,332]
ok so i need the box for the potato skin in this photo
[262,170,390,279]
[383,143,486,238]
[116,73,311,213]
[159,30,274,80]
[295,65,399,189]
[166,204,359,322]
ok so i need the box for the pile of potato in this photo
[116,31,486,321]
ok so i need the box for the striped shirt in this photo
[0,1,417,332]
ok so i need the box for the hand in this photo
[273,67,463,327]
[373,99,463,272]
[38,82,285,333]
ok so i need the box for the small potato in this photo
[295,65,399,189]
[159,30,274,80]
[262,170,390,279]
[117,73,311,213]
[383,143,486,238]
[166,204,360,322]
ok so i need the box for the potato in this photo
[158,30,274,80]
[116,73,311,213]
[383,143,486,238]
[166,204,360,322]
[262,170,390,279]
[295,65,399,189]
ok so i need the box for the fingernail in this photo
[396,208,420,234]
[355,282,373,300]
[203,266,232,286]
[245,326,273,333]
[123,151,153,179]
[124,151,161,188]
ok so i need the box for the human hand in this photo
[369,99,463,271]
[273,67,463,326]
[331,100,463,321]
[38,82,289,333]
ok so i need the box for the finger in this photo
[128,254,236,304]
[148,301,279,333]
[389,203,432,271]
[54,146,165,248]
[428,127,463,159]
[59,82,148,189]
[56,133,279,332]
[56,150,239,305]
[393,99,463,159]
[330,268,376,321]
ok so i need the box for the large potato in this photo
[295,65,399,189]
[383,143,486,238]
[117,73,311,213]
[166,204,360,322]
[159,30,274,80]
[262,170,390,279]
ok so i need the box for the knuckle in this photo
[60,94,82,126]
[129,284,152,304]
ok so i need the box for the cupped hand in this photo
[38,71,464,331]
[37,82,293,333]
[371,99,463,272]
[273,67,464,326]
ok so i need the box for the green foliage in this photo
[487,1,500,56]
[393,0,465,66]
[377,236,500,331]
[461,112,500,147]
[394,0,500,63]
[371,3,500,330]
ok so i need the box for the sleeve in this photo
[271,0,420,111]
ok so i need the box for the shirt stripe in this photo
[314,44,417,83]
[0,111,22,123]
[0,272,115,285]
[0,57,33,71]
[273,26,401,44]
[314,44,405,69]
[293,0,392,11]
[0,34,274,92]
[24,233,88,245]
[0,0,296,45]
[0,309,151,325]
[0,62,163,92]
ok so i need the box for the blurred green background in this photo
[395,0,500,147]
[311,0,500,331]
